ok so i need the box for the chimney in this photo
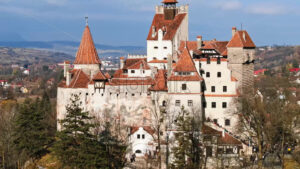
[66,71,71,86]
[63,61,70,78]
[197,36,202,49]
[158,29,163,41]
[243,32,246,41]
[152,26,156,38]
[232,27,237,37]
[120,57,125,69]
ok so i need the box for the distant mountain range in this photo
[0,41,146,58]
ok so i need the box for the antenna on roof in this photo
[85,16,89,26]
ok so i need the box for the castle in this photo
[57,0,256,165]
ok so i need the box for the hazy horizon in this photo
[0,0,299,46]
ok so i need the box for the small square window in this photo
[206,72,210,78]
[131,70,135,73]
[211,86,215,93]
[212,102,216,108]
[164,47,167,49]
[203,102,207,108]
[217,72,221,78]
[222,102,227,108]
[207,58,211,64]
[182,84,187,90]
[142,134,145,139]
[223,86,227,92]
[175,100,181,106]
[188,100,193,107]
[154,46,158,49]
[217,58,221,64]
[137,134,140,139]
[225,119,231,126]
[213,119,218,124]
[132,94,135,97]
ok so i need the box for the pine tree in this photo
[13,98,50,163]
[53,94,106,168]
[171,107,201,169]
[98,122,127,169]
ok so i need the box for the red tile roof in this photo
[179,40,228,56]
[112,69,128,78]
[109,78,153,86]
[105,72,111,79]
[195,58,228,62]
[168,73,203,81]
[69,70,90,88]
[74,26,101,64]
[218,133,242,145]
[127,59,150,70]
[289,68,300,72]
[93,71,107,81]
[254,69,268,75]
[149,69,168,91]
[130,126,155,135]
[227,30,256,48]
[123,58,147,69]
[162,0,178,3]
[147,13,187,41]
[148,59,168,63]
[174,46,198,72]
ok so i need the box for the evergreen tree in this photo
[98,122,127,169]
[13,98,50,163]
[53,94,106,168]
[171,107,201,169]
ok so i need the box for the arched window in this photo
[162,101,167,107]
[225,119,231,126]
[135,150,142,154]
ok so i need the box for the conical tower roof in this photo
[74,26,101,64]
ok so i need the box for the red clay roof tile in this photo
[147,13,187,41]
[149,69,168,91]
[174,46,198,72]
[227,30,256,48]
[74,26,101,64]
[93,71,107,81]
[69,70,90,88]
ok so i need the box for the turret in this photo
[162,0,178,20]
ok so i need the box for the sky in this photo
[0,0,299,46]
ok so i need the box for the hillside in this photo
[0,41,146,58]
[255,46,300,71]
[0,47,73,65]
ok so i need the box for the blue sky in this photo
[0,0,299,46]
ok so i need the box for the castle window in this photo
[182,84,187,90]
[206,146,213,157]
[175,100,181,106]
[203,102,207,108]
[162,101,167,107]
[154,46,158,49]
[223,86,227,92]
[164,57,167,60]
[143,70,145,74]
[164,46,167,49]
[206,72,210,78]
[207,58,211,64]
[132,94,135,97]
[137,134,140,139]
[222,102,227,108]
[153,57,157,60]
[131,70,135,73]
[217,72,221,78]
[188,100,193,107]
[225,119,231,126]
[142,134,145,139]
[213,119,218,124]
[211,86,215,92]
[212,102,216,108]
[136,150,142,154]
[217,58,221,64]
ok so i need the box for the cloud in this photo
[246,4,287,15]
